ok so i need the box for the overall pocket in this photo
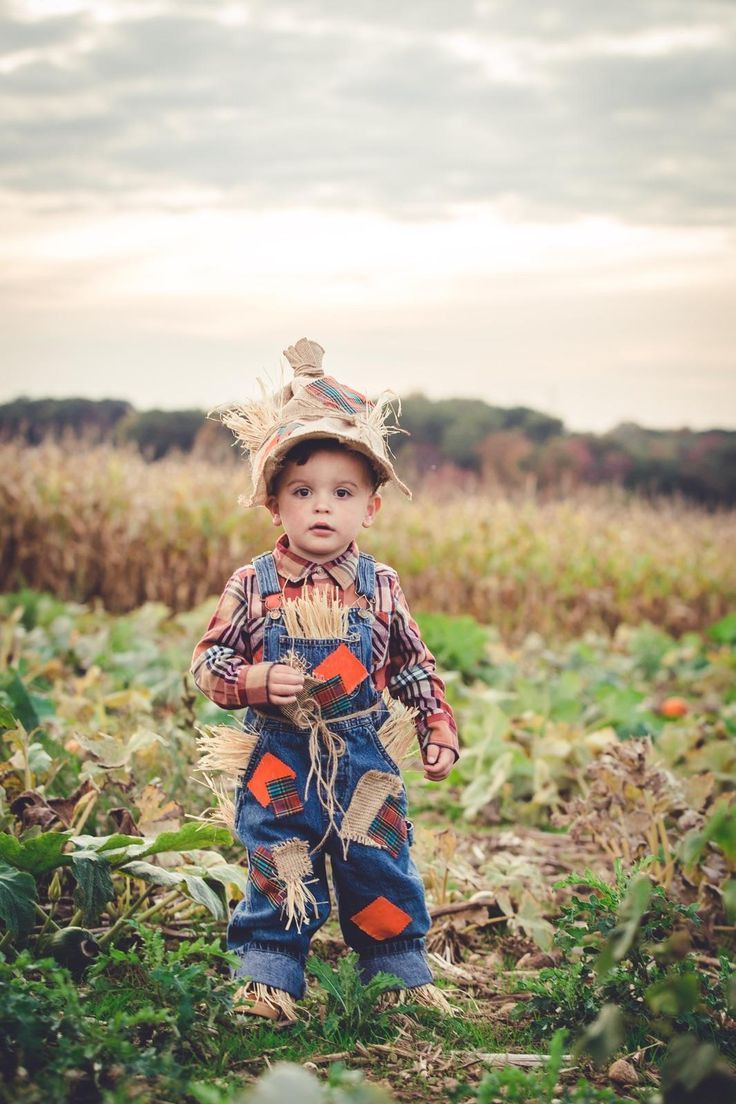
[365,719,402,777]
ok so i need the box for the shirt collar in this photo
[273,534,359,589]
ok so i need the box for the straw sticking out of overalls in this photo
[222,549,435,1004]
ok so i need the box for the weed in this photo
[515,863,730,1055]
[307,952,405,1047]
[451,1029,634,1104]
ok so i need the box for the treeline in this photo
[1,395,735,505]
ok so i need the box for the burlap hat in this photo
[216,338,411,507]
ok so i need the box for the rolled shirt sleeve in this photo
[190,569,272,709]
[385,576,460,761]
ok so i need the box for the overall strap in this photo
[355,552,376,602]
[252,552,281,598]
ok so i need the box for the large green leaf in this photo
[70,824,231,868]
[0,704,17,730]
[646,972,699,1017]
[181,875,225,920]
[708,613,736,646]
[0,861,37,938]
[128,822,232,860]
[70,852,115,925]
[71,833,147,854]
[572,1003,624,1066]
[121,860,225,919]
[244,1064,331,1104]
[0,830,71,877]
[193,863,250,895]
[704,804,736,863]
[660,1034,736,1101]
[723,879,736,924]
[0,670,41,733]
[122,861,183,887]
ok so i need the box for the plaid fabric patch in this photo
[262,420,304,456]
[367,794,407,859]
[309,673,354,719]
[190,533,459,756]
[266,775,303,818]
[250,845,285,909]
[304,377,371,416]
[248,752,296,807]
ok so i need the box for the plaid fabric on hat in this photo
[266,775,303,818]
[303,377,369,416]
[250,845,285,909]
[261,420,304,457]
[215,338,413,506]
[367,793,407,859]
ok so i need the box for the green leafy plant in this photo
[1,920,291,1103]
[452,1029,631,1104]
[307,952,405,1047]
[679,799,736,922]
[0,947,181,1103]
[0,820,237,947]
[415,612,492,681]
[515,862,726,1054]
[85,918,238,1039]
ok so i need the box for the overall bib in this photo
[227,551,432,999]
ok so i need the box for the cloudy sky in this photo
[2,0,735,432]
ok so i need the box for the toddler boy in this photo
[191,338,459,1022]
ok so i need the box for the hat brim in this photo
[245,419,412,506]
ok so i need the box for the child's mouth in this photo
[310,524,334,533]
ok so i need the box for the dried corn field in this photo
[1,440,734,640]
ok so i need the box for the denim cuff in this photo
[357,940,433,989]
[231,945,306,999]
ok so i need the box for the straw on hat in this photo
[214,338,411,506]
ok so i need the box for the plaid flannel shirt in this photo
[190,535,459,761]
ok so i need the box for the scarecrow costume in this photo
[191,339,458,1022]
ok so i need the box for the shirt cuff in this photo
[239,662,273,707]
[420,715,460,762]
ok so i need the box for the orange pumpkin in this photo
[660,697,689,719]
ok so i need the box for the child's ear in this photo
[362,493,382,529]
[266,497,281,526]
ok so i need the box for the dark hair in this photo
[268,437,382,495]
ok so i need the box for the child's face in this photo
[266,447,381,563]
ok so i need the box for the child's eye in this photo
[335,488,352,498]
[293,487,311,498]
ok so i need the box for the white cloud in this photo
[1,0,734,430]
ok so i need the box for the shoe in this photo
[232,981,298,1026]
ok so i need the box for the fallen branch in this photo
[430,896,506,921]
[461,1051,574,1069]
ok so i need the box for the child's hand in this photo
[422,744,456,782]
[267,664,305,705]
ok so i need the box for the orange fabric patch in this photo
[247,752,296,808]
[313,643,369,695]
[350,896,412,941]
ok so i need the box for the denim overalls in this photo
[227,550,433,999]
